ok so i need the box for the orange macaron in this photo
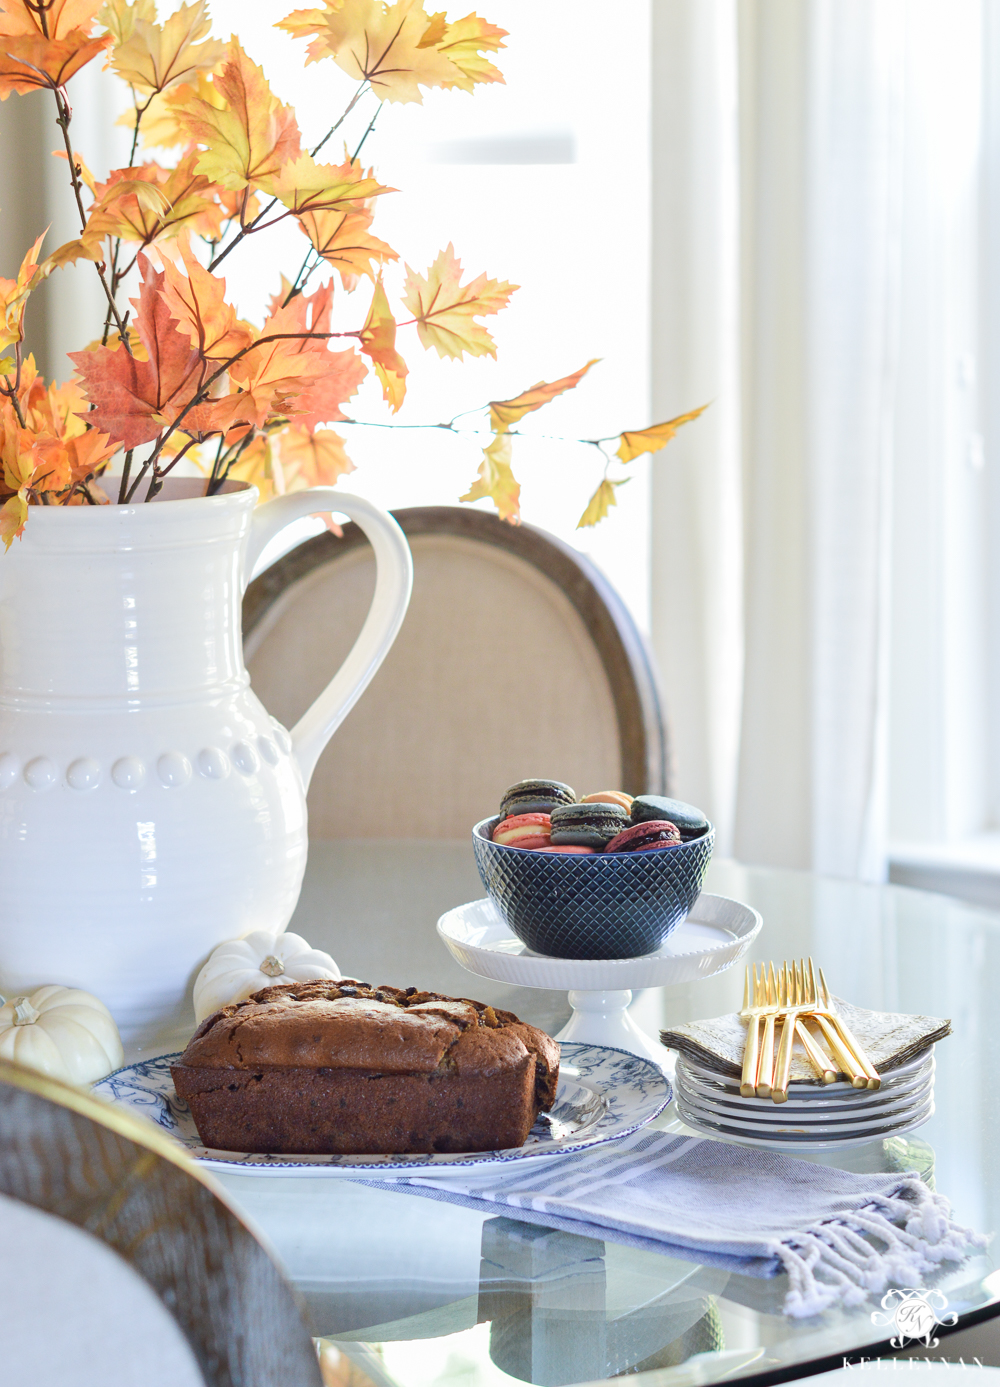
[492,812,552,849]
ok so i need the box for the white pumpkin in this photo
[193,930,340,1022]
[0,985,124,1085]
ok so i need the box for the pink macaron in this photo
[536,844,597,855]
[492,812,552,849]
[604,820,682,853]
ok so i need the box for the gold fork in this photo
[770,960,840,1101]
[785,959,868,1092]
[740,964,774,1097]
[814,963,881,1091]
[770,961,809,1102]
[754,963,780,1098]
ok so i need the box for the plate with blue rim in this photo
[91,1042,671,1178]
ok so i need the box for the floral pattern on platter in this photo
[92,1042,672,1177]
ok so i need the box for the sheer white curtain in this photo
[651,0,985,879]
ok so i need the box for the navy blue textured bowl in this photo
[472,816,715,960]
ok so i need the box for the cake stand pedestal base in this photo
[555,990,670,1069]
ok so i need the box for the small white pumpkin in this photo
[193,930,340,1022]
[0,985,124,1085]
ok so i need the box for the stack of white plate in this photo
[673,1047,935,1151]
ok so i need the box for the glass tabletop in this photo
[207,844,1000,1387]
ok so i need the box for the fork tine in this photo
[806,957,818,1005]
[767,961,776,1005]
[818,966,832,1008]
[743,965,750,1009]
[796,959,806,1006]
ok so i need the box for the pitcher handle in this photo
[246,490,413,791]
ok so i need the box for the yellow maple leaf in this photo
[298,205,396,286]
[278,0,460,104]
[577,476,629,530]
[616,404,709,462]
[51,147,97,192]
[258,150,391,212]
[97,0,156,45]
[0,233,49,355]
[359,277,407,411]
[41,234,106,271]
[173,38,301,191]
[105,0,226,94]
[118,69,221,149]
[402,243,515,361]
[434,12,506,92]
[460,431,519,523]
[489,359,598,434]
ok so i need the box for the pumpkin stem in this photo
[260,955,284,978]
[12,996,40,1026]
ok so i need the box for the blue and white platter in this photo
[92,1041,671,1178]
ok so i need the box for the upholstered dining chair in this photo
[0,1059,322,1387]
[243,507,670,838]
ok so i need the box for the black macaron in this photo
[630,795,708,839]
[500,779,576,818]
[550,801,629,848]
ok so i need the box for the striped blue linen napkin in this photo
[362,1129,985,1317]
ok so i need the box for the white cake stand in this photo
[436,893,762,1071]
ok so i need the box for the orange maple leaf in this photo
[402,244,515,361]
[359,277,407,411]
[489,360,598,434]
[159,237,253,362]
[0,29,109,96]
[0,2,109,96]
[3,0,105,35]
[279,425,355,488]
[172,38,301,191]
[227,284,366,430]
[68,253,215,447]
[84,153,224,250]
[460,431,519,523]
[616,405,709,462]
[278,0,460,104]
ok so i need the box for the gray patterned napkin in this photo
[660,998,951,1083]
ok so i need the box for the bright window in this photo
[208,0,653,624]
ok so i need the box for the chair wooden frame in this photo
[0,1060,322,1387]
[244,506,671,795]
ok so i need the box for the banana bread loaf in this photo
[171,979,560,1155]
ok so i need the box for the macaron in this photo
[550,801,629,849]
[493,813,552,849]
[500,779,576,818]
[537,844,597,855]
[606,820,682,853]
[629,795,708,838]
[579,791,634,811]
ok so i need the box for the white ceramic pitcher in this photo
[0,480,412,1043]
